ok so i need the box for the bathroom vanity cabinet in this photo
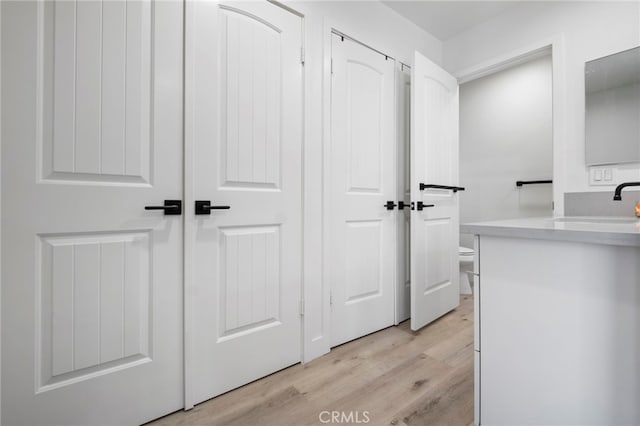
[463,217,640,426]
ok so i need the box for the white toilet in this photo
[459,246,475,295]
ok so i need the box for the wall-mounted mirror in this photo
[585,46,640,166]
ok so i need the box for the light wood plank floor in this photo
[151,295,474,426]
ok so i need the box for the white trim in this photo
[456,35,567,216]
[456,46,551,85]
[298,5,307,367]
[267,0,304,18]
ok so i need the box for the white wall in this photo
[444,1,640,195]
[460,55,553,248]
[284,1,442,362]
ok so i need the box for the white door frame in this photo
[454,35,567,216]
[300,9,432,363]
[183,0,306,410]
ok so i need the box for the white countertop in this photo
[461,216,640,247]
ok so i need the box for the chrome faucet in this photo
[613,182,640,200]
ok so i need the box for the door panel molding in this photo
[36,1,153,185]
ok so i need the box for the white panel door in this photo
[2,1,184,425]
[329,35,396,347]
[410,51,460,331]
[396,64,411,324]
[186,1,303,404]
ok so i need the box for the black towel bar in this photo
[419,184,465,192]
[516,180,552,187]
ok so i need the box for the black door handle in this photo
[419,184,465,192]
[195,200,231,215]
[384,201,397,210]
[416,201,435,211]
[144,200,182,215]
[398,201,411,209]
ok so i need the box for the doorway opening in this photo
[458,49,555,250]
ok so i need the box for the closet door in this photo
[329,35,396,347]
[2,1,184,424]
[410,52,460,331]
[185,1,303,405]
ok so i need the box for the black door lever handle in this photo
[144,200,182,215]
[398,201,411,209]
[416,201,435,211]
[384,201,397,210]
[195,200,231,215]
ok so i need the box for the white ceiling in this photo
[382,1,521,41]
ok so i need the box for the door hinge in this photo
[300,46,305,65]
[329,291,333,306]
[299,299,305,316]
